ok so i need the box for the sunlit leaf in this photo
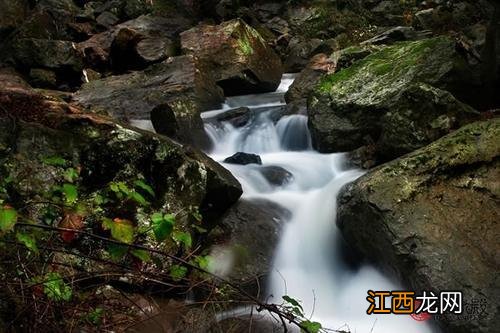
[134,180,155,197]
[102,218,134,244]
[300,320,322,333]
[151,213,174,242]
[43,272,72,302]
[16,232,38,253]
[62,184,78,204]
[63,168,79,183]
[169,265,187,281]
[42,156,67,167]
[172,231,192,249]
[131,249,151,262]
[0,205,17,233]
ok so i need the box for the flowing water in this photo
[202,74,436,333]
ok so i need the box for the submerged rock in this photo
[308,37,480,162]
[338,118,500,333]
[181,19,283,96]
[258,166,293,187]
[224,152,262,165]
[73,55,224,148]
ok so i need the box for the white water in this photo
[203,75,436,333]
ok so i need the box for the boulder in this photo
[308,37,480,163]
[73,55,224,148]
[0,0,29,40]
[285,53,336,114]
[212,107,252,128]
[337,118,500,333]
[209,199,290,295]
[283,36,337,72]
[180,19,283,96]
[7,38,84,73]
[224,152,262,165]
[360,26,432,45]
[78,14,191,71]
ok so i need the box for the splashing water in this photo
[203,75,438,333]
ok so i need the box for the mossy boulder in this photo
[308,36,481,163]
[73,55,224,149]
[0,67,242,260]
[337,118,500,333]
[180,19,283,96]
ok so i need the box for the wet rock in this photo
[29,68,58,89]
[259,166,293,186]
[181,19,283,96]
[96,11,119,28]
[78,14,190,71]
[0,0,29,40]
[361,26,432,45]
[8,38,84,73]
[308,37,481,162]
[214,107,251,128]
[224,152,262,165]
[73,55,224,148]
[338,119,500,333]
[209,199,290,296]
[284,36,337,72]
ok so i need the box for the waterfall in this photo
[203,75,437,332]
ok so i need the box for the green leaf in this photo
[42,156,67,167]
[169,265,187,281]
[63,168,79,183]
[134,180,155,197]
[62,184,78,204]
[43,272,72,302]
[16,232,38,253]
[87,307,104,325]
[194,255,212,271]
[151,213,175,242]
[172,231,192,249]
[102,218,135,244]
[107,244,128,261]
[300,320,322,333]
[283,295,304,312]
[0,206,17,233]
[128,191,148,206]
[131,249,151,262]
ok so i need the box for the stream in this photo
[202,75,435,333]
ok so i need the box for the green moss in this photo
[316,37,456,97]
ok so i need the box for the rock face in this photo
[73,55,224,148]
[78,14,191,72]
[337,119,500,333]
[209,199,290,295]
[308,37,480,163]
[181,19,283,96]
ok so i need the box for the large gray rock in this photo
[181,19,283,96]
[338,118,500,333]
[209,199,290,296]
[73,55,224,148]
[308,37,480,163]
[78,14,191,71]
